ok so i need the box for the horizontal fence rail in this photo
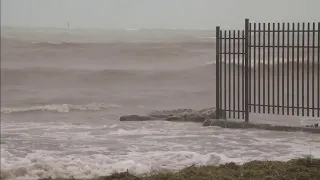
[216,19,320,122]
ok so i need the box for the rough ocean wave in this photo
[1,120,319,180]
[1,103,120,114]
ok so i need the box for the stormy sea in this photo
[1,27,319,180]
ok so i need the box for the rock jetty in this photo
[120,107,226,122]
[119,108,320,134]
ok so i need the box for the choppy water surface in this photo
[1,27,320,180]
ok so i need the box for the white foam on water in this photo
[1,103,121,114]
[109,124,118,128]
[0,149,150,180]
[1,120,319,180]
[125,28,140,31]
[0,146,248,180]
[1,146,317,180]
[107,127,168,136]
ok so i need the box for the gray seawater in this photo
[1,27,320,180]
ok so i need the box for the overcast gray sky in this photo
[1,0,320,29]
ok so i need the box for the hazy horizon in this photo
[1,0,320,30]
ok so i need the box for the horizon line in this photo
[1,25,217,31]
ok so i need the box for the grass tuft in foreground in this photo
[40,157,320,180]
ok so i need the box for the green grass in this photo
[40,157,320,180]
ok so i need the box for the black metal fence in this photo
[216,19,320,122]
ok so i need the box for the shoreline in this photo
[203,119,320,134]
[119,107,320,134]
[38,157,320,180]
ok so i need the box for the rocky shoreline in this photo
[120,107,226,122]
[120,107,320,134]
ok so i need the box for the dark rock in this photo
[120,108,227,123]
[119,115,157,121]
[305,123,319,128]
[165,116,185,121]
[197,108,227,119]
[185,114,206,122]
[148,107,226,121]
[203,119,214,126]
[148,108,194,118]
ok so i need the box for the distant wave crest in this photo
[31,41,87,47]
[1,103,120,114]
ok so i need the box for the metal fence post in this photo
[216,26,221,119]
[244,19,250,122]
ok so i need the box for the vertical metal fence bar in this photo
[220,30,223,116]
[292,23,295,115]
[310,23,314,117]
[258,23,261,113]
[263,23,266,114]
[287,23,290,115]
[242,30,245,119]
[228,30,232,118]
[282,23,285,115]
[224,30,227,116]
[297,23,300,116]
[304,23,307,116]
[302,23,306,116]
[277,23,280,114]
[233,30,236,118]
[244,19,249,122]
[272,23,276,114]
[216,26,221,118]
[302,23,310,116]
[249,23,252,113]
[314,22,320,117]
[253,23,257,113]
[267,23,271,114]
[237,30,241,119]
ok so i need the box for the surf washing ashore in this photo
[38,157,320,180]
[1,27,320,180]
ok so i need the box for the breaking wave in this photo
[1,103,120,114]
[1,120,318,180]
[0,149,225,180]
[31,41,87,47]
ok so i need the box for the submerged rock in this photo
[149,107,226,121]
[119,107,226,122]
[147,108,194,118]
[304,123,319,128]
[119,115,157,121]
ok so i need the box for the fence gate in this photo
[215,19,320,122]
